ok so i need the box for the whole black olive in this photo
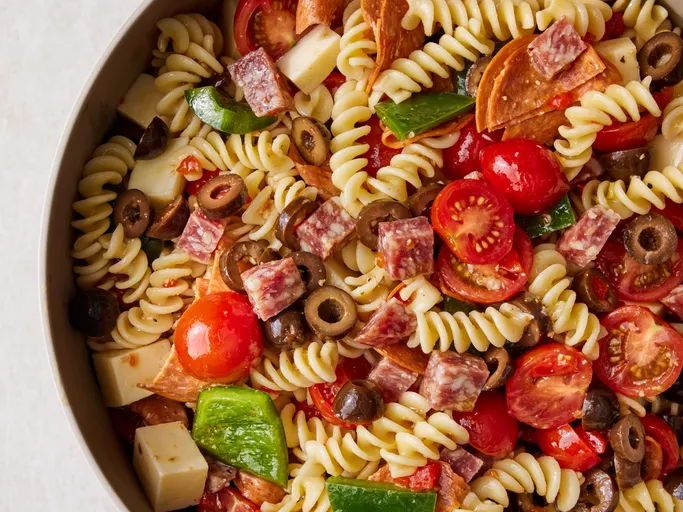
[262,309,311,350]
[623,213,677,265]
[578,469,618,512]
[197,174,247,220]
[304,286,357,340]
[582,389,620,431]
[113,189,152,238]
[69,289,120,337]
[333,380,385,424]
[610,414,646,463]
[146,196,190,240]
[292,117,331,166]
[573,269,618,315]
[664,468,683,500]
[134,117,170,160]
[356,200,412,251]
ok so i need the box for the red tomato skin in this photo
[294,399,324,420]
[641,414,680,475]
[323,71,346,96]
[442,120,502,179]
[653,200,683,231]
[601,12,625,40]
[358,116,401,177]
[310,358,372,427]
[233,0,296,59]
[394,463,442,490]
[574,426,607,454]
[186,169,220,196]
[452,391,520,457]
[548,92,574,110]
[534,424,602,471]
[480,139,569,216]
[593,115,659,153]
[654,87,675,110]
[199,487,259,512]
[177,155,203,176]
[175,292,263,382]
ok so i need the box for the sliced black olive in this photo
[599,148,651,182]
[292,116,331,166]
[483,347,513,390]
[573,268,618,315]
[465,56,492,97]
[108,115,144,143]
[113,189,151,238]
[262,308,311,350]
[145,196,190,240]
[623,213,677,265]
[357,200,411,250]
[275,197,319,250]
[579,469,618,512]
[514,494,557,512]
[219,241,265,292]
[507,292,549,356]
[582,389,620,432]
[200,71,233,96]
[409,184,444,218]
[638,32,683,83]
[610,414,646,463]
[259,248,281,264]
[69,289,120,338]
[664,468,683,500]
[333,379,385,424]
[291,251,326,296]
[134,117,170,160]
[197,174,247,220]
[614,454,642,490]
[304,286,357,340]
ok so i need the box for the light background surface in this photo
[0,0,143,509]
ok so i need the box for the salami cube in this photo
[662,284,683,320]
[420,352,489,412]
[241,257,306,321]
[296,199,356,260]
[528,17,587,80]
[206,456,237,494]
[440,447,484,483]
[130,395,189,428]
[378,216,434,281]
[354,298,417,347]
[368,358,418,402]
[557,205,620,268]
[228,47,293,117]
[176,209,227,264]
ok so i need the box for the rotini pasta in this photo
[337,0,377,81]
[535,0,613,40]
[293,84,334,123]
[613,0,676,48]
[339,240,390,316]
[400,275,443,313]
[262,462,331,512]
[663,95,683,140]
[99,224,151,304]
[617,480,678,512]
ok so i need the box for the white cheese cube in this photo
[277,25,341,94]
[92,339,171,407]
[649,133,683,170]
[128,137,189,208]
[594,38,640,85]
[118,74,165,129]
[134,422,208,512]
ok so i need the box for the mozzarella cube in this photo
[649,134,683,170]
[594,38,640,85]
[277,25,341,94]
[118,74,165,129]
[128,137,189,208]
[92,339,171,407]
[134,422,208,511]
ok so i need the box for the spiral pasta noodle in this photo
[554,78,661,181]
[99,224,151,304]
[262,463,331,512]
[536,0,613,40]
[337,0,377,81]
[470,453,582,512]
[340,240,390,316]
[241,185,282,248]
[267,168,318,214]
[456,492,505,512]
[617,480,678,512]
[528,244,602,360]
[401,276,443,313]
[612,0,675,48]
[293,84,334,123]
[663,96,683,140]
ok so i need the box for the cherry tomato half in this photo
[394,463,442,491]
[432,179,515,264]
[534,424,602,471]
[199,486,259,512]
[575,425,607,454]
[175,292,263,382]
[596,238,683,301]
[594,306,683,398]
[438,226,532,304]
[234,0,297,59]
[480,139,569,216]
[653,200,683,231]
[506,344,592,429]
[357,116,401,178]
[442,119,502,179]
[452,390,519,457]
[641,413,680,475]
[593,115,659,153]
[601,12,625,41]
[186,169,220,196]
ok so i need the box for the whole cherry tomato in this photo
[480,139,569,216]
[641,413,680,475]
[174,292,263,382]
[357,116,401,177]
[186,169,220,196]
[593,115,659,153]
[234,0,297,59]
[442,119,502,179]
[534,424,602,471]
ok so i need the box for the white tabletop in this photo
[0,0,143,509]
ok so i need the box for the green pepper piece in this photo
[374,93,475,141]
[443,296,478,314]
[454,62,473,96]
[327,477,437,512]
[192,386,288,486]
[139,236,163,263]
[516,195,576,239]
[185,86,276,134]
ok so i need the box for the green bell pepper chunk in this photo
[516,195,576,239]
[327,477,437,512]
[443,296,478,314]
[185,86,276,134]
[192,386,288,486]
[374,93,475,141]
[454,62,473,96]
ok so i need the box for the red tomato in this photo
[186,169,220,196]
[394,463,442,490]
[323,71,346,96]
[641,413,680,475]
[548,92,574,110]
[534,424,602,471]
[234,0,297,59]
[601,12,625,40]
[294,399,323,420]
[643,436,664,481]
[480,139,569,216]
[199,487,259,512]
[432,179,515,264]
[309,357,372,427]
[177,155,202,176]
[653,200,683,231]
[596,238,683,301]
[654,87,675,110]
[593,115,659,153]
[452,391,519,457]
[174,292,263,382]
[438,227,532,304]
[594,306,683,398]
[442,119,502,179]
[574,425,607,454]
[357,116,401,177]
[506,344,592,429]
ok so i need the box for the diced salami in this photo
[440,447,484,483]
[368,357,418,402]
[241,257,306,321]
[228,47,293,117]
[378,216,434,281]
[419,352,489,412]
[139,348,212,403]
[176,209,227,264]
[354,298,417,347]
[527,17,587,80]
[205,456,238,494]
[296,199,356,260]
[129,394,189,428]
[235,471,286,506]
[557,205,620,267]
[662,284,683,319]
